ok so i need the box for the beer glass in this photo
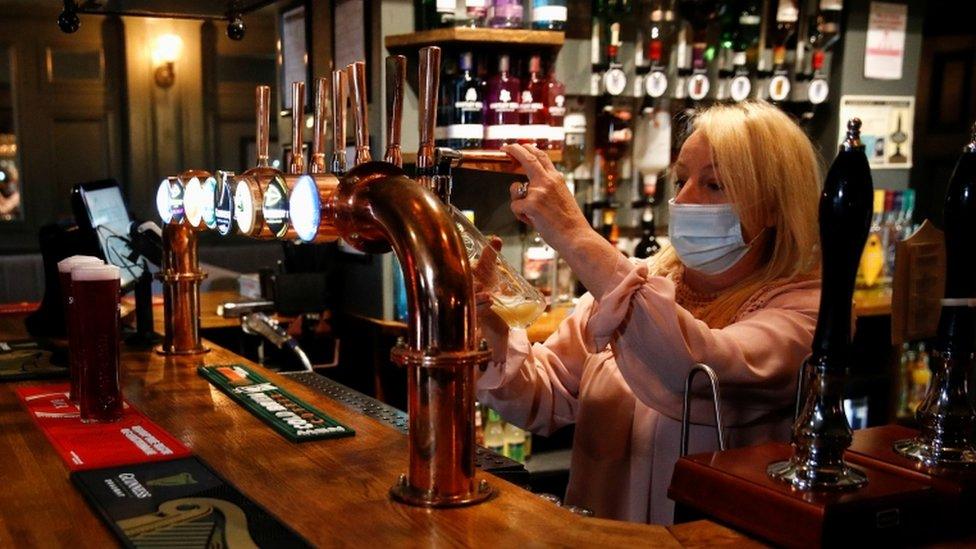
[72,264,123,423]
[57,255,104,402]
[452,208,546,329]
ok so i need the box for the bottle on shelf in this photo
[677,0,718,100]
[484,408,505,454]
[531,0,567,30]
[484,54,522,149]
[490,0,524,28]
[633,205,662,259]
[519,54,549,148]
[767,0,797,102]
[642,0,677,98]
[562,106,587,195]
[633,104,671,201]
[545,57,566,152]
[503,421,527,462]
[856,189,885,289]
[416,0,457,29]
[462,0,490,27]
[522,229,558,301]
[594,102,633,197]
[447,51,485,150]
[602,21,628,96]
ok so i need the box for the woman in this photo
[477,101,822,524]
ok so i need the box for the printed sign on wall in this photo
[838,95,914,170]
[864,1,908,80]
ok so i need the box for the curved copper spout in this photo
[329,161,491,506]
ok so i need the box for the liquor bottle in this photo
[484,408,505,454]
[419,0,457,28]
[531,0,567,30]
[633,105,671,201]
[602,21,628,96]
[462,0,490,26]
[435,58,456,148]
[474,402,485,446]
[544,60,566,152]
[484,54,521,149]
[447,52,485,149]
[809,0,842,53]
[562,107,586,194]
[677,0,717,99]
[633,205,661,258]
[594,102,632,197]
[771,0,798,68]
[503,421,527,462]
[519,55,549,148]
[643,0,676,98]
[856,189,885,288]
[490,0,524,28]
[522,230,557,299]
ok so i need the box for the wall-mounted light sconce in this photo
[152,34,183,88]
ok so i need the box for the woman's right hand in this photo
[474,236,510,364]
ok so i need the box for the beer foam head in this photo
[71,264,121,281]
[289,175,321,242]
[57,255,103,273]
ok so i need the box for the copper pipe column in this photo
[330,70,349,175]
[329,162,491,507]
[346,61,372,166]
[157,177,209,356]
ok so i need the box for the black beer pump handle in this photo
[810,119,875,366]
[939,125,976,354]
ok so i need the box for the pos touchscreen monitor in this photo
[71,179,146,290]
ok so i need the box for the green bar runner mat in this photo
[198,364,354,443]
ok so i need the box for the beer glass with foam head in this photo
[57,255,104,402]
[71,264,123,423]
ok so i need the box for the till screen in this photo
[81,185,144,288]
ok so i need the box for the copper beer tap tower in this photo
[156,45,539,507]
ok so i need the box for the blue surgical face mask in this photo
[668,198,751,275]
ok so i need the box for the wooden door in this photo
[0,10,125,252]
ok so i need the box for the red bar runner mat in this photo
[16,384,191,471]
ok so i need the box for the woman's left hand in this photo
[502,144,590,252]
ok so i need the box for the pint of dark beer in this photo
[71,264,123,423]
[56,255,103,402]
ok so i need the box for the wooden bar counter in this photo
[0,322,749,547]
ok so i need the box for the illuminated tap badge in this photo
[233,180,255,235]
[262,177,289,237]
[288,175,321,242]
[168,179,185,224]
[182,177,203,228]
[603,67,628,96]
[155,179,172,224]
[644,70,669,98]
[214,172,234,236]
[200,176,217,230]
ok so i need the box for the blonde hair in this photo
[650,101,822,328]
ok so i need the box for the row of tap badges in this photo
[155,171,326,243]
[596,68,829,104]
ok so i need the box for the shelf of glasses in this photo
[385,27,564,52]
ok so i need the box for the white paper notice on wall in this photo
[838,95,914,169]
[864,2,908,80]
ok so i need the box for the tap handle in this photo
[417,46,441,175]
[811,118,874,365]
[944,123,976,299]
[289,81,306,174]
[330,69,348,174]
[255,85,271,167]
[310,77,328,174]
[385,55,407,168]
[347,61,371,165]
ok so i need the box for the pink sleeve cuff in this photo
[585,262,652,352]
[476,328,532,391]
